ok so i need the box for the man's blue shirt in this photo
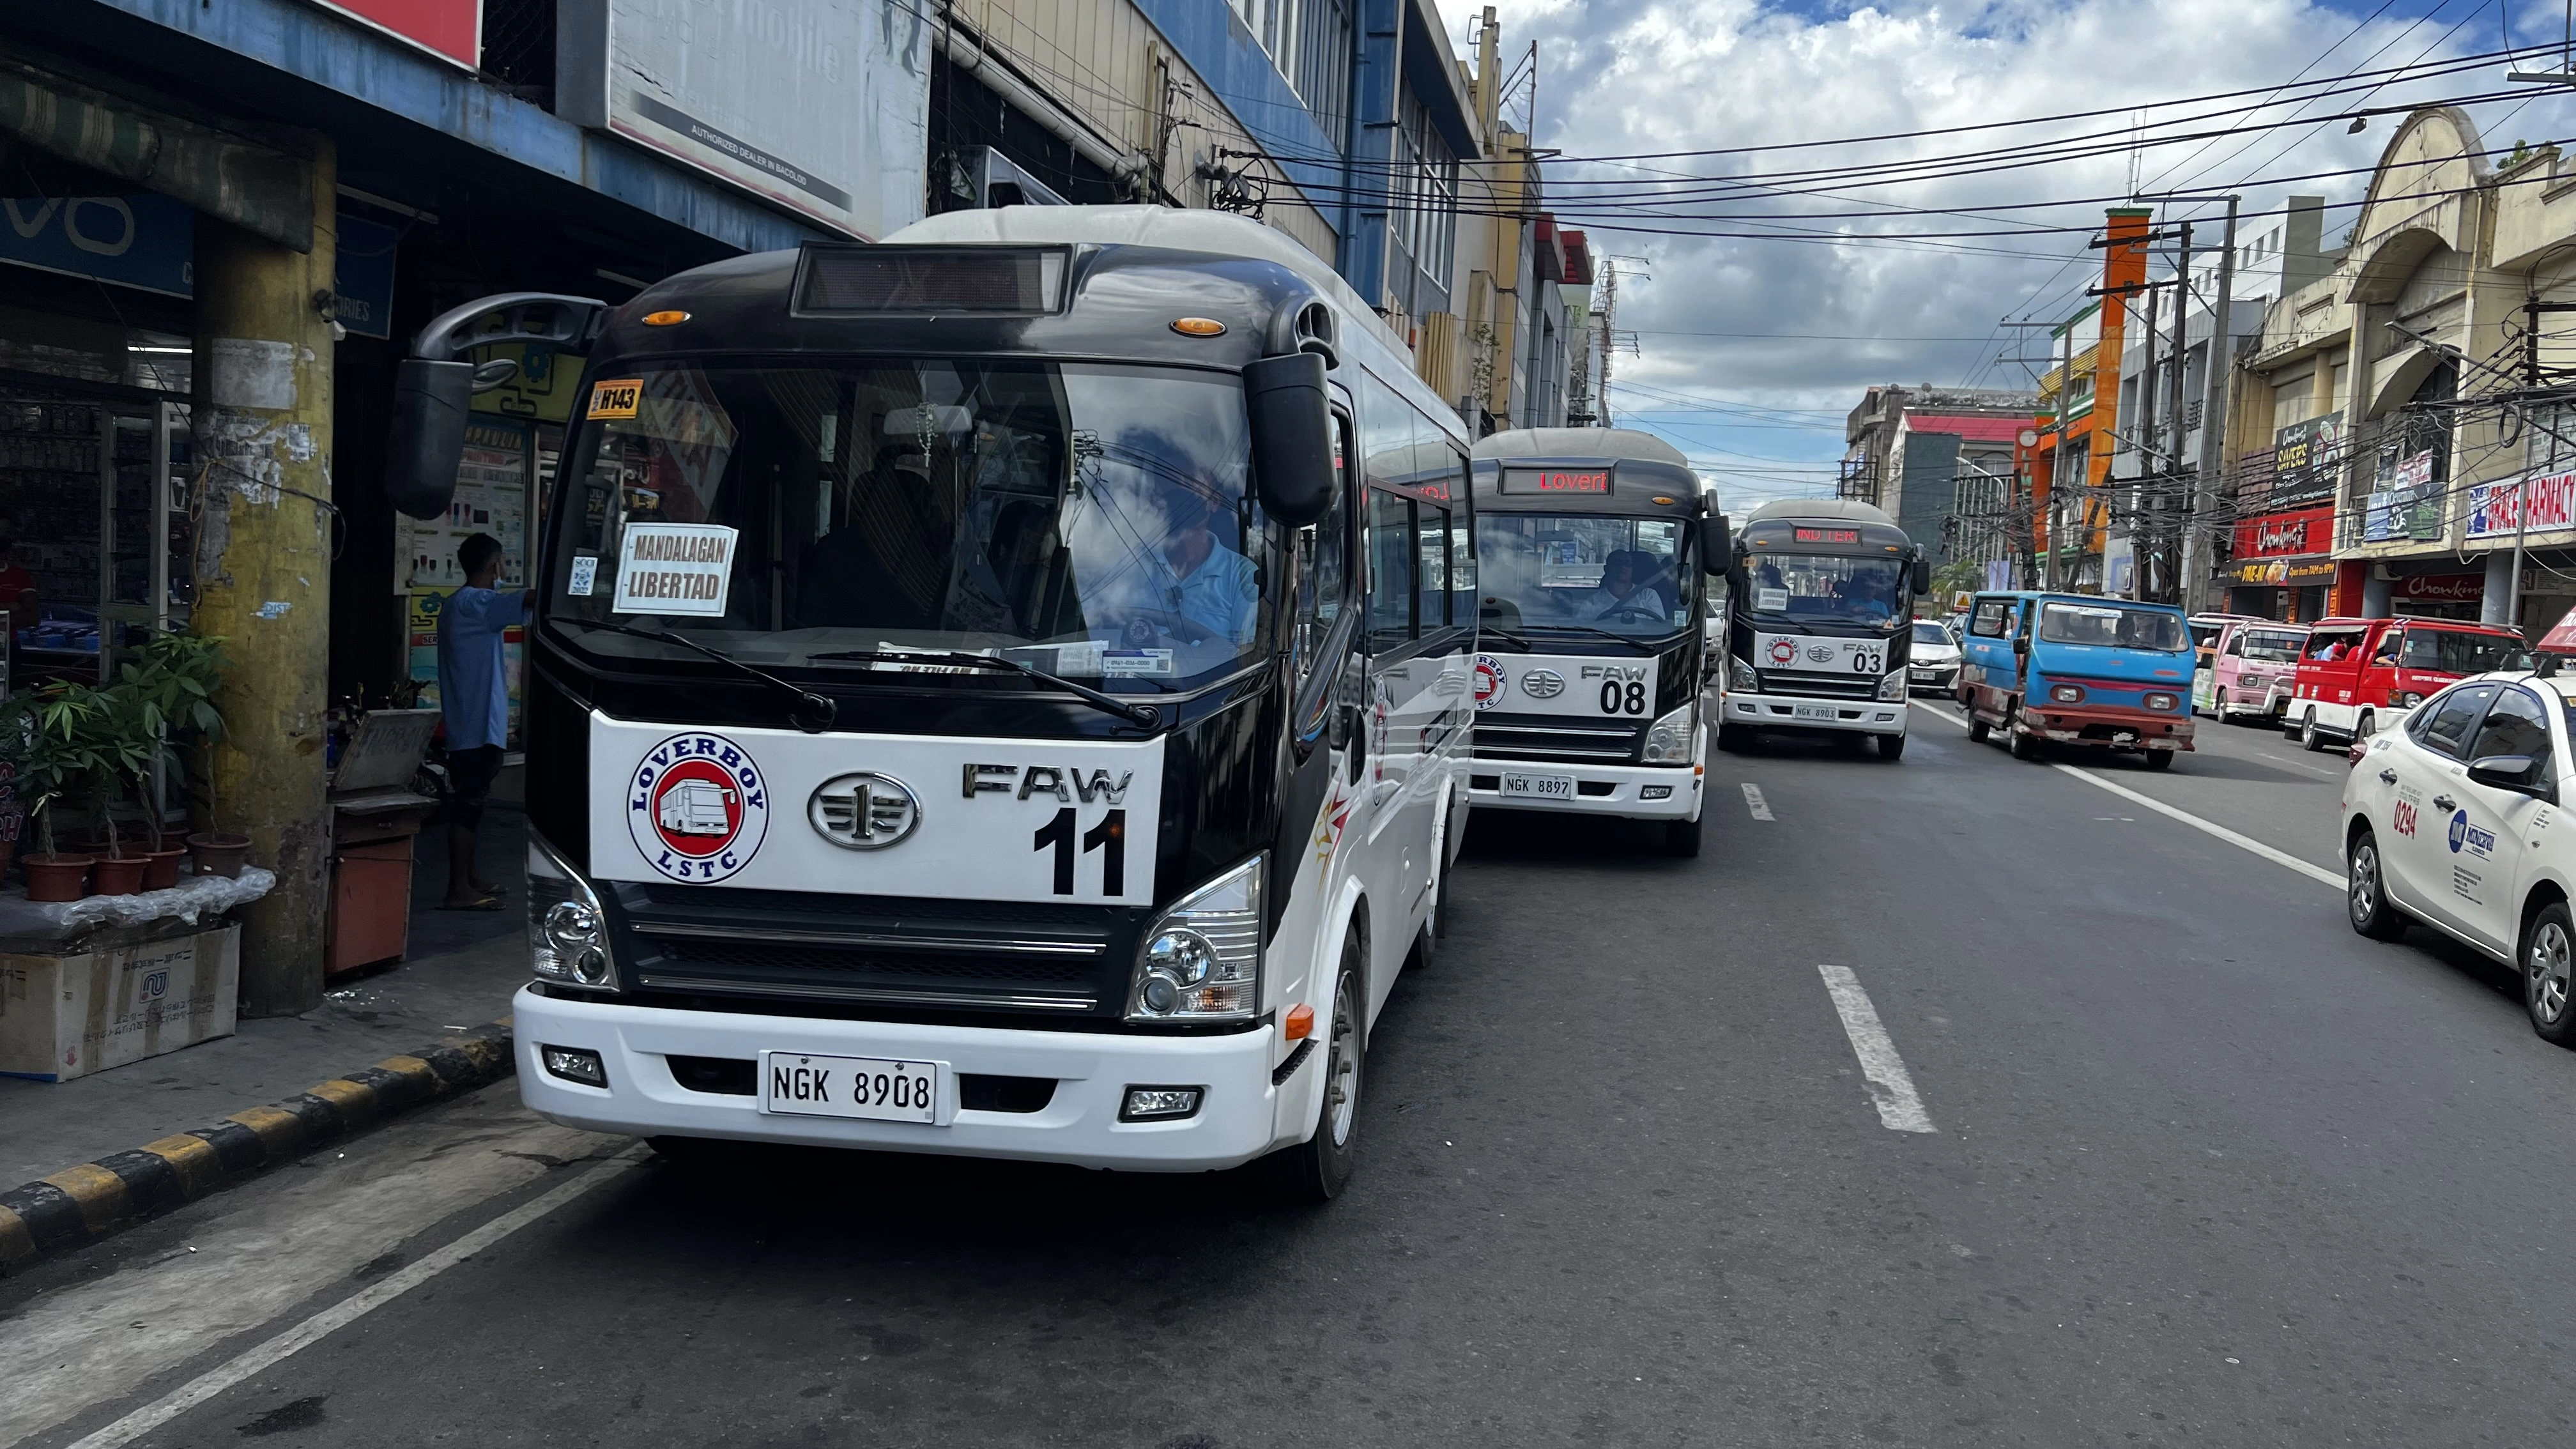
[436,586,527,750]
[1169,542,1257,645]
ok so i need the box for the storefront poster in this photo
[332,214,401,341]
[2239,506,2331,559]
[0,195,193,298]
[562,0,931,240]
[2467,468,2576,539]
[404,419,528,590]
[2271,412,2343,507]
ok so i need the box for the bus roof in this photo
[1468,427,1705,517]
[1745,498,1898,528]
[1472,428,1689,465]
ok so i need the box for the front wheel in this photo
[1876,732,1907,762]
[1263,936,1366,1203]
[2523,900,2576,1048]
[2008,716,2044,762]
[1662,811,1703,857]
[2346,826,2409,941]
[2300,709,2328,752]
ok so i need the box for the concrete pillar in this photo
[190,137,335,1018]
[2363,571,2393,618]
[2483,551,2516,628]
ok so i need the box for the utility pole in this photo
[2132,276,2159,601]
[2048,321,2076,590]
[2186,197,2239,614]
[2161,221,2193,603]
[1596,259,1618,428]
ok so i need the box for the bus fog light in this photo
[1120,1085,1204,1121]
[1127,859,1262,1023]
[1641,785,1673,800]
[541,1045,608,1088]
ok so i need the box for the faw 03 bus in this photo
[379,207,1477,1200]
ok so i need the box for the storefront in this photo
[2227,505,2334,620]
[2388,569,2487,620]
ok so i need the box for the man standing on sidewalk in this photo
[435,533,525,910]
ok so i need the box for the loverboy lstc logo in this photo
[627,732,770,883]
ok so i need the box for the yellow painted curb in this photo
[139,1134,226,1199]
[40,1163,129,1234]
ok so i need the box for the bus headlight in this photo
[1128,855,1262,1023]
[528,834,616,992]
[1877,671,1907,702]
[1642,700,1699,764]
[1728,658,1758,693]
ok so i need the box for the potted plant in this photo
[75,687,153,896]
[8,686,102,901]
[107,636,215,888]
[125,631,241,878]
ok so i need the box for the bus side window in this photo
[1447,445,1475,620]
[1416,504,1451,629]
[1367,489,1414,650]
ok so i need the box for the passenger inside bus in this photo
[1150,477,1257,646]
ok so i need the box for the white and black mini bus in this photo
[381,208,1477,1199]
[1467,430,1728,855]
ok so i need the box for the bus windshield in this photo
[544,360,1266,689]
[1475,513,1690,635]
[2038,601,2189,652]
[2239,628,2306,663]
[1741,552,1906,625]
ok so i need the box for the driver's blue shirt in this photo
[1167,539,1258,644]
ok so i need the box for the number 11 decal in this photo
[1034,808,1126,896]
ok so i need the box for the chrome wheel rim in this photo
[2531,921,2573,1025]
[1325,970,1359,1147]
[2349,841,2380,924]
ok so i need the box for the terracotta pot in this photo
[138,847,187,891]
[187,832,252,880]
[89,855,147,896]
[21,854,95,902]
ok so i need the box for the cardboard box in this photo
[0,924,240,1082]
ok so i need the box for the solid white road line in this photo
[1741,783,1774,820]
[65,1150,645,1449]
[1817,965,1936,1134]
[1913,702,2343,893]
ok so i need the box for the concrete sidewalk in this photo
[0,803,532,1191]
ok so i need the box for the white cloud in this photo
[1453,0,2563,510]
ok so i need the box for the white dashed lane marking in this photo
[1817,965,1936,1134]
[1913,702,2343,892]
[1741,783,1774,821]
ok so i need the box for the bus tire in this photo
[2143,749,2174,770]
[2009,724,2044,762]
[1264,932,1366,1204]
[1967,715,1990,744]
[1662,812,1703,857]
[1875,732,1906,761]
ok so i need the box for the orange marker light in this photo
[1284,1004,1315,1040]
[1170,317,1227,337]
[642,309,690,326]
[1652,494,1676,505]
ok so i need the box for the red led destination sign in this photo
[1794,527,1861,543]
[1499,466,1613,496]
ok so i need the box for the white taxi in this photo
[2342,670,2576,1046]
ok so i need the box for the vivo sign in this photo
[2467,471,2576,539]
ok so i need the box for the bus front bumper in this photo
[1467,761,1704,818]
[1720,692,1908,735]
[2018,705,2195,751]
[513,986,1288,1172]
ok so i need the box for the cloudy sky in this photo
[1452,0,2576,512]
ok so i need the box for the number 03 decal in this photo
[1034,808,1126,896]
[1600,680,1648,715]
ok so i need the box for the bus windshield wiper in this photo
[572,620,839,733]
[1515,622,1666,654]
[804,649,1160,728]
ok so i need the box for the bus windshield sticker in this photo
[1756,586,1789,610]
[864,644,999,674]
[568,555,599,597]
[612,523,737,616]
[588,378,643,418]
[1101,648,1175,677]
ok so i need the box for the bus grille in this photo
[1758,671,1879,700]
[1471,719,1644,764]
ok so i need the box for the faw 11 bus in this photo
[380,207,1478,1200]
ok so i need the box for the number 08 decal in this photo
[1599,680,1648,715]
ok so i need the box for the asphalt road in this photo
[10,697,2575,1448]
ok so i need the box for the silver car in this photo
[1908,618,1963,696]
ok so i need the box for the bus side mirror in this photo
[1245,351,1334,527]
[1699,515,1730,577]
[1911,558,1933,597]
[387,291,606,521]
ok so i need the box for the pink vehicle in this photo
[2189,618,2311,723]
